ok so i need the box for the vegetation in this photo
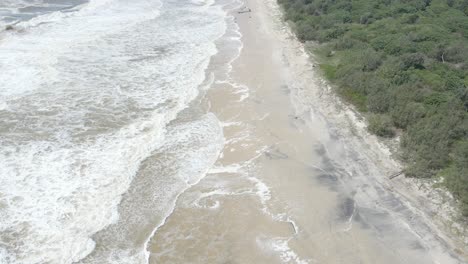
[278,0,468,215]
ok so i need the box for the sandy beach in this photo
[139,0,468,263]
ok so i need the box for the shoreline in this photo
[142,0,467,262]
[266,0,468,259]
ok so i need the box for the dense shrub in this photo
[368,114,396,137]
[278,0,468,216]
[443,141,468,215]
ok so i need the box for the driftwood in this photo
[238,8,251,14]
[388,171,404,179]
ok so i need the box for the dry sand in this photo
[144,0,468,262]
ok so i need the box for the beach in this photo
[142,0,467,262]
[0,0,466,263]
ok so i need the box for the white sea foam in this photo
[216,80,250,102]
[90,113,226,263]
[249,176,272,205]
[270,238,311,264]
[219,120,243,127]
[0,0,162,97]
[209,164,243,174]
[238,146,308,263]
[0,0,228,263]
[137,114,224,264]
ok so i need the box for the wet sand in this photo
[145,0,467,263]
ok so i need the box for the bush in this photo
[391,101,426,129]
[368,114,395,137]
[340,88,368,111]
[319,64,337,79]
[404,158,434,178]
[361,49,383,71]
[401,53,426,70]
[442,141,468,216]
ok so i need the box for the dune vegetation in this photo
[277,0,468,216]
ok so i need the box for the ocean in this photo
[0,0,237,263]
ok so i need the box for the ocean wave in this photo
[0,0,228,263]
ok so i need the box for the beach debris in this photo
[388,171,404,179]
[238,7,252,14]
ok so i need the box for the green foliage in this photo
[442,140,468,216]
[368,114,396,137]
[319,64,337,79]
[391,101,426,129]
[279,0,468,215]
[340,87,368,112]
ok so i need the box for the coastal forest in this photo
[277,0,468,215]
